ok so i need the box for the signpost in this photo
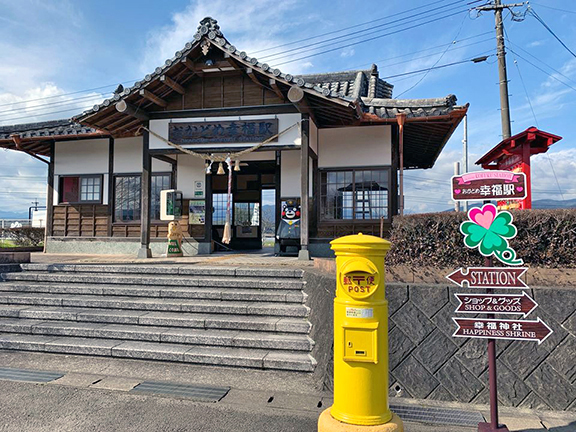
[451,179,552,432]
[452,317,553,344]
[447,267,527,289]
[453,293,538,317]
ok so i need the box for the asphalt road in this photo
[0,380,476,432]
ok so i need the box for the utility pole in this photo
[473,3,525,432]
[462,115,469,213]
[454,162,461,212]
[476,0,524,140]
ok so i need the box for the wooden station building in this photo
[0,17,468,258]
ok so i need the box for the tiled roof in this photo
[0,119,100,140]
[361,95,462,119]
[75,18,396,121]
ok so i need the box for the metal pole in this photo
[454,162,461,212]
[495,0,512,140]
[486,255,499,431]
[396,113,406,216]
[462,115,469,213]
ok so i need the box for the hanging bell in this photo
[234,160,241,171]
[217,162,225,175]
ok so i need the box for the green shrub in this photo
[1,227,44,247]
[387,209,576,268]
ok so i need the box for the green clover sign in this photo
[460,203,523,266]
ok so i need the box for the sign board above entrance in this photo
[451,170,527,201]
[169,119,279,145]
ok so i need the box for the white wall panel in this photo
[318,125,392,168]
[177,155,206,198]
[281,150,301,197]
[54,139,108,175]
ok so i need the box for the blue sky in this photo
[0,0,575,216]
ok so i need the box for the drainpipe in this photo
[396,113,406,216]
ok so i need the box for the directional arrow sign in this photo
[446,267,528,289]
[454,292,538,318]
[452,317,553,344]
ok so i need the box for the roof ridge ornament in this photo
[197,17,220,35]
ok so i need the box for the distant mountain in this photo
[532,198,576,209]
[0,210,28,220]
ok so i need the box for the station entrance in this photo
[210,160,277,251]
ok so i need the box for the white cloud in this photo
[527,40,545,48]
[340,47,355,58]
[0,84,107,127]
[140,0,315,76]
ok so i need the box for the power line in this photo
[507,48,576,93]
[528,7,576,59]
[380,51,495,79]
[261,0,474,62]
[273,9,473,67]
[0,79,138,109]
[0,92,112,116]
[346,31,492,70]
[528,3,576,15]
[396,12,468,98]
[252,0,468,55]
[0,104,97,124]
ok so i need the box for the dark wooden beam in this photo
[11,135,49,164]
[139,89,167,108]
[181,56,203,77]
[223,53,243,70]
[269,79,285,101]
[246,68,262,87]
[148,104,298,119]
[159,75,185,95]
[138,126,152,258]
[107,137,114,236]
[115,100,150,121]
[151,154,177,165]
[287,86,317,125]
[45,141,55,244]
[299,115,310,260]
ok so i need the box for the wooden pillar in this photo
[44,141,55,252]
[299,115,310,260]
[107,137,114,237]
[204,160,213,252]
[138,127,152,258]
[396,113,406,216]
[275,151,282,234]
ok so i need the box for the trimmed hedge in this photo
[387,209,576,268]
[0,227,44,247]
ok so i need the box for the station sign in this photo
[452,317,553,344]
[451,170,527,201]
[446,267,528,289]
[454,293,538,318]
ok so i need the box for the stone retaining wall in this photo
[308,271,576,411]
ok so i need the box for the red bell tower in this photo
[476,127,562,209]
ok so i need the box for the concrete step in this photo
[0,305,312,334]
[0,282,305,304]
[1,272,305,290]
[0,292,309,317]
[19,263,304,279]
[0,333,316,371]
[0,318,314,351]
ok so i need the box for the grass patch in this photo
[0,239,16,248]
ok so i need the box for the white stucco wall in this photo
[149,113,302,150]
[114,137,172,173]
[54,139,108,175]
[176,155,206,198]
[310,119,318,155]
[281,150,300,197]
[318,125,392,168]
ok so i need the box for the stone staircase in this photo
[0,263,316,372]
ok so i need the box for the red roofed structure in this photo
[476,127,562,209]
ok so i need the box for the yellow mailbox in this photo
[318,233,403,432]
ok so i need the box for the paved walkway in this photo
[31,249,314,268]
[0,351,575,431]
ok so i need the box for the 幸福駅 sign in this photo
[169,119,279,145]
[451,170,527,201]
